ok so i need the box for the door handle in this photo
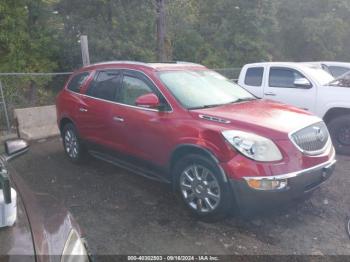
[264,92,276,96]
[113,116,124,122]
[79,108,88,112]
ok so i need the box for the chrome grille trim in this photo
[289,121,331,155]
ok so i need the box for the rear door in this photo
[240,66,265,98]
[263,66,317,111]
[78,70,121,148]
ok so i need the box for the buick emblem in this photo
[313,126,326,142]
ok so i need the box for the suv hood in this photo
[190,99,321,140]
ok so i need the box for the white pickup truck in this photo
[238,62,350,154]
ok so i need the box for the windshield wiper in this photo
[188,104,225,110]
[230,97,257,103]
[188,97,257,110]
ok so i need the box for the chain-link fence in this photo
[0,67,241,137]
[0,73,71,136]
[213,68,241,81]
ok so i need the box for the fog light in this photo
[246,178,288,191]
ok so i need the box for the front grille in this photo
[290,122,330,154]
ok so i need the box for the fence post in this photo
[80,35,90,66]
[0,81,11,133]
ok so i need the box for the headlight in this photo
[61,229,89,262]
[222,130,283,162]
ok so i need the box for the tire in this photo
[328,115,350,155]
[173,154,234,222]
[62,123,87,163]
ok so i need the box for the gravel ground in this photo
[9,137,350,256]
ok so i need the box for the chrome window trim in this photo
[243,149,336,181]
[66,68,173,113]
[288,121,331,156]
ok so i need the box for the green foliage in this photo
[1,0,350,75]
[1,0,350,129]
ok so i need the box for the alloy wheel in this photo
[179,164,221,213]
[64,129,79,159]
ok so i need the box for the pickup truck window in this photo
[329,72,350,87]
[328,66,350,78]
[244,67,263,87]
[269,68,309,88]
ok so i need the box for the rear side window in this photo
[244,67,264,86]
[269,68,307,88]
[87,70,121,101]
[67,72,90,93]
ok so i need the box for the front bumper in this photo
[230,155,336,214]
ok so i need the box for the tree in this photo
[0,0,60,106]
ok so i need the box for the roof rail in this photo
[175,61,202,66]
[87,61,150,67]
[85,60,204,69]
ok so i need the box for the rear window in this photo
[67,72,90,93]
[328,66,350,78]
[244,67,264,86]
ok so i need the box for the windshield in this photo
[328,71,350,87]
[158,70,255,109]
[303,66,334,86]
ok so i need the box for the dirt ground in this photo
[10,137,350,256]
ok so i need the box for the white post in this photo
[80,35,90,66]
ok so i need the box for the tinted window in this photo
[87,71,120,101]
[120,76,154,106]
[269,68,308,88]
[245,67,264,86]
[67,72,90,93]
[328,66,350,78]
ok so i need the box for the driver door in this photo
[263,67,316,112]
[109,70,172,165]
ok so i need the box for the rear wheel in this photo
[328,115,350,155]
[173,154,234,222]
[62,123,87,163]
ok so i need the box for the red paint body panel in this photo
[56,62,334,182]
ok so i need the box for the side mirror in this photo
[294,78,312,89]
[135,93,160,109]
[4,139,29,162]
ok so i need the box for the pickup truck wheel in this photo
[62,123,87,163]
[328,115,350,155]
[173,154,233,222]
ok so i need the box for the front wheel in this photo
[173,154,234,222]
[328,115,350,155]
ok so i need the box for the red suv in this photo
[56,61,336,221]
